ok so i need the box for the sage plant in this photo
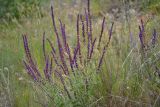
[22,0,113,100]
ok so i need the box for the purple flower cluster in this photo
[42,32,46,60]
[44,56,49,79]
[98,17,106,48]
[23,34,41,80]
[151,29,157,47]
[80,15,85,43]
[22,0,114,99]
[97,22,114,71]
[139,25,145,48]
[138,19,157,49]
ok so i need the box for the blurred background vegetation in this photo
[0,0,160,23]
[0,0,48,22]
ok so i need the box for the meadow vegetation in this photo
[0,0,160,107]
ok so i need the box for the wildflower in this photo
[85,8,89,34]
[57,37,69,75]
[87,0,92,43]
[151,29,157,47]
[139,26,144,48]
[50,50,64,74]
[22,34,41,77]
[59,19,67,51]
[85,8,92,60]
[51,7,68,75]
[51,18,69,75]
[90,38,97,59]
[98,17,105,48]
[76,14,82,63]
[77,14,80,40]
[44,56,49,79]
[49,58,53,78]
[97,45,107,71]
[23,60,37,81]
[80,15,85,43]
[73,45,79,68]
[97,22,114,71]
[47,38,56,54]
[87,32,91,60]
[23,0,111,80]
[42,32,46,60]
[108,22,114,43]
[51,6,59,39]
[66,43,74,71]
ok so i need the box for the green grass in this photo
[0,0,160,107]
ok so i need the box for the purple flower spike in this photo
[51,12,65,76]
[98,17,105,48]
[58,42,68,75]
[51,51,58,65]
[87,32,91,60]
[51,6,63,57]
[51,51,65,72]
[73,45,79,68]
[51,6,59,39]
[85,8,91,60]
[22,34,41,77]
[97,45,107,71]
[66,43,74,71]
[87,0,90,17]
[49,58,53,78]
[87,0,92,43]
[152,29,157,47]
[23,60,37,81]
[47,38,56,54]
[109,22,114,42]
[76,14,80,46]
[59,19,67,51]
[77,14,82,63]
[90,38,97,59]
[85,8,89,35]
[50,19,69,75]
[97,22,114,69]
[77,14,80,40]
[51,7,68,75]
[80,15,85,43]
[139,26,144,48]
[42,32,46,60]
[22,35,33,65]
[59,50,68,75]
[44,56,49,79]
[51,5,78,74]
